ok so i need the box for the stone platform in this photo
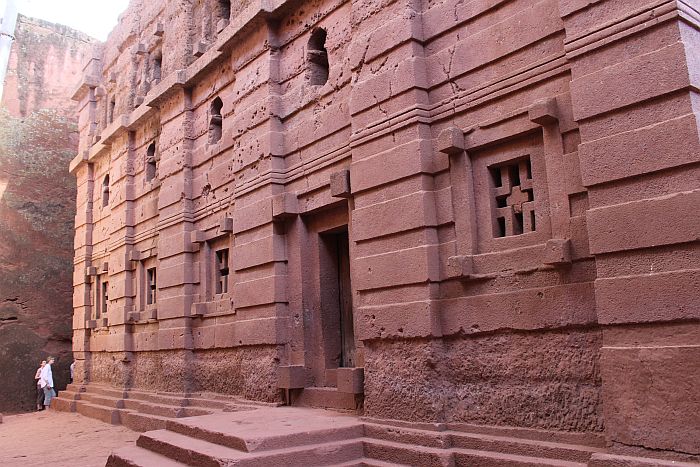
[104,405,615,466]
[53,384,700,466]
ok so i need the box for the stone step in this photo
[363,423,600,463]
[233,439,364,467]
[333,459,406,466]
[164,411,364,453]
[65,383,87,393]
[447,422,605,448]
[50,396,76,412]
[363,438,587,467]
[293,387,361,411]
[449,430,600,463]
[56,389,82,401]
[452,447,587,467]
[75,400,121,425]
[106,445,188,467]
[137,429,365,467]
[184,396,236,410]
[85,385,129,399]
[81,392,125,409]
[362,438,455,466]
[136,429,249,466]
[122,399,188,418]
[128,399,212,418]
[588,453,700,466]
[121,411,172,433]
[126,390,188,407]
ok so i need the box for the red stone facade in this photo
[0,15,94,413]
[69,0,700,461]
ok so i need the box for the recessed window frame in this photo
[208,97,223,144]
[102,174,110,207]
[215,248,229,295]
[306,27,329,86]
[146,267,157,305]
[146,142,157,182]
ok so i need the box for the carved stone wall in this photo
[71,0,700,460]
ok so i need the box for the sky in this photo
[17,0,130,41]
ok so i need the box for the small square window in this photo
[215,249,229,294]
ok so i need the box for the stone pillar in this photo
[564,0,700,458]
[348,0,444,420]
[154,88,197,391]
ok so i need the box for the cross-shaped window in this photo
[490,157,535,238]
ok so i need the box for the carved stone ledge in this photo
[330,169,351,198]
[190,230,206,244]
[543,238,572,265]
[446,255,473,279]
[529,97,559,125]
[272,192,299,220]
[437,127,466,155]
[219,217,233,233]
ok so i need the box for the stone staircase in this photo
[51,383,274,432]
[102,406,608,466]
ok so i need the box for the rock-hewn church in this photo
[55,0,700,464]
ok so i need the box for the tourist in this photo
[69,360,75,384]
[34,360,46,411]
[39,356,56,409]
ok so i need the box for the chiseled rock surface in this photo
[0,15,95,413]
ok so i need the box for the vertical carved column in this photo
[348,0,445,419]
[564,0,700,458]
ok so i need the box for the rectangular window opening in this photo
[94,276,101,319]
[215,248,229,294]
[490,167,502,188]
[101,280,109,319]
[147,268,157,305]
[508,164,520,186]
[496,217,506,238]
[513,212,524,235]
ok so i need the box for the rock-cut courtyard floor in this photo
[0,410,139,466]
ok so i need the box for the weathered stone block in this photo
[330,169,351,198]
[278,365,306,389]
[336,368,364,394]
[542,239,571,265]
[437,127,465,155]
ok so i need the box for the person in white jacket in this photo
[34,360,46,410]
[39,356,55,408]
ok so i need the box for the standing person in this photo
[34,360,46,411]
[69,360,75,384]
[39,356,56,409]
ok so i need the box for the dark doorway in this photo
[319,227,355,370]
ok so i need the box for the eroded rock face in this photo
[364,330,603,432]
[0,16,95,413]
